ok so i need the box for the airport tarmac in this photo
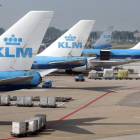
[1,73,140,140]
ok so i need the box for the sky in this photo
[0,0,139,31]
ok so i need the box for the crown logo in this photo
[65,34,76,41]
[4,34,22,45]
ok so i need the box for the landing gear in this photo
[65,69,73,74]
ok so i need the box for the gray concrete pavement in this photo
[120,91,140,107]
[95,134,140,140]
[0,74,140,139]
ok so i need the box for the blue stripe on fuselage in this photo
[83,49,140,59]
[31,56,87,69]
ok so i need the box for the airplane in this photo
[31,20,95,71]
[92,26,114,49]
[0,11,53,91]
[71,43,140,72]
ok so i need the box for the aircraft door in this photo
[100,50,110,60]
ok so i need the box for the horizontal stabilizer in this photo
[38,69,57,77]
[49,59,85,65]
[0,76,33,86]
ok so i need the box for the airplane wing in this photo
[49,59,85,65]
[0,76,33,86]
[38,69,57,77]
[89,58,140,67]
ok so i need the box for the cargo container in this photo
[11,121,27,137]
[0,95,10,105]
[40,96,48,107]
[35,114,46,129]
[31,116,42,131]
[17,96,33,107]
[25,119,38,134]
[17,96,24,106]
[88,70,98,79]
[118,70,128,78]
[24,96,33,106]
[103,69,114,79]
[48,96,56,107]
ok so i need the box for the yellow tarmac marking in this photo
[41,128,140,139]
[0,132,9,134]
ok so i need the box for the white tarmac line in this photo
[20,89,49,91]
[55,86,66,87]
[58,102,69,107]
[134,116,140,118]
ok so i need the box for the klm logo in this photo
[58,34,82,49]
[0,47,32,58]
[104,35,111,38]
[2,34,32,58]
[4,34,22,45]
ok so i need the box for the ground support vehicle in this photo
[75,74,85,82]
[42,80,52,88]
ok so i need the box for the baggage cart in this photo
[118,70,128,78]
[17,96,24,106]
[48,96,56,107]
[25,119,38,135]
[31,116,42,131]
[103,69,113,79]
[35,114,46,129]
[11,121,28,137]
[0,95,10,106]
[39,96,48,107]
[88,70,98,79]
[17,96,33,107]
[24,96,33,107]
